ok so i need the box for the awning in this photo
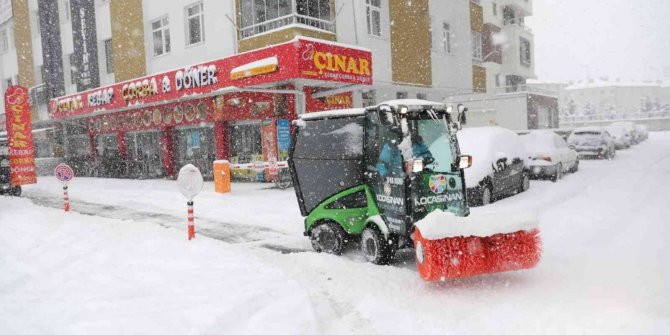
[49,37,373,120]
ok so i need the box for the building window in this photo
[472,31,483,61]
[362,90,376,107]
[0,29,8,53]
[366,0,381,37]
[296,0,331,21]
[185,2,205,45]
[492,2,497,16]
[520,37,531,65]
[442,22,451,53]
[69,54,77,84]
[151,16,171,56]
[495,73,501,87]
[239,0,332,38]
[104,39,114,74]
[416,93,427,100]
[396,92,408,99]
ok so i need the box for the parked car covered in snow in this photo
[611,121,640,144]
[635,124,649,142]
[605,124,632,149]
[521,130,579,182]
[567,127,616,160]
[457,126,529,206]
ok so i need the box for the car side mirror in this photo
[569,145,576,150]
[452,155,472,171]
[457,104,468,126]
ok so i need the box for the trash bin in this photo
[213,160,231,193]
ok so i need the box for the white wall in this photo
[450,92,529,130]
[142,0,237,75]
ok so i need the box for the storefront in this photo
[48,37,372,179]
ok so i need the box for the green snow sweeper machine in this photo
[288,100,541,281]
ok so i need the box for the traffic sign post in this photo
[54,163,74,212]
[177,164,204,240]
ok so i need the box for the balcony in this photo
[239,13,335,40]
[499,0,533,17]
[503,18,532,34]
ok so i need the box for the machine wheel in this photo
[480,185,492,206]
[570,160,579,173]
[551,164,563,182]
[518,173,530,193]
[10,186,21,197]
[361,226,396,265]
[310,221,346,255]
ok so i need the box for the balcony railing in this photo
[560,111,670,123]
[240,14,335,39]
[495,85,556,96]
[503,18,532,33]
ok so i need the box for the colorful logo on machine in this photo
[429,175,448,194]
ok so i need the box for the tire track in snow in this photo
[24,194,300,248]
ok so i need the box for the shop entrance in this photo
[126,131,163,178]
[95,134,122,177]
[174,126,216,179]
[230,121,262,164]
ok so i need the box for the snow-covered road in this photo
[1,132,669,334]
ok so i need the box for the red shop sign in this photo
[49,38,372,119]
[4,86,37,186]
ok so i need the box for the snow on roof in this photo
[415,210,539,239]
[571,126,605,133]
[457,126,527,186]
[299,108,365,120]
[375,99,445,110]
[230,56,278,74]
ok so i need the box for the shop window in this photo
[230,123,262,164]
[185,1,205,45]
[366,0,381,37]
[175,127,215,178]
[416,93,427,100]
[396,92,408,99]
[362,90,376,107]
[151,16,171,57]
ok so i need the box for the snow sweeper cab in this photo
[289,100,541,281]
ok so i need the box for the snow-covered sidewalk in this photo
[0,198,317,334]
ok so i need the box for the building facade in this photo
[1,0,541,179]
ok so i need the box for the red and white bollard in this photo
[63,185,70,212]
[187,201,195,240]
[177,164,203,241]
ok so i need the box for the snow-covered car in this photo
[567,127,616,160]
[521,130,579,182]
[635,124,649,142]
[458,126,529,206]
[611,121,639,144]
[605,125,632,149]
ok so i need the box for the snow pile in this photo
[414,210,539,240]
[0,198,317,334]
[457,126,528,186]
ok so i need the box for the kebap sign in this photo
[48,38,372,119]
[4,86,37,186]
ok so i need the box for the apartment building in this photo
[449,0,557,130]
[1,0,538,179]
